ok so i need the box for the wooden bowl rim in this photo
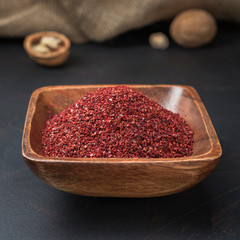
[23,31,71,59]
[22,84,222,164]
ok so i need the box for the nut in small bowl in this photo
[24,31,71,66]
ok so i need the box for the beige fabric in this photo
[0,0,239,43]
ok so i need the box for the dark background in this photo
[0,22,239,239]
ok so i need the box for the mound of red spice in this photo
[42,86,194,158]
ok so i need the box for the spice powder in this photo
[42,86,194,158]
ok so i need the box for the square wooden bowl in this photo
[22,85,222,197]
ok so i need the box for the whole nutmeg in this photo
[170,9,217,48]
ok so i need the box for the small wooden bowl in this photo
[22,85,222,197]
[23,31,70,66]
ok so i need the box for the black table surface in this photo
[0,22,239,240]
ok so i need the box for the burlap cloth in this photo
[0,0,239,43]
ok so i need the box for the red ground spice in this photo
[42,86,194,158]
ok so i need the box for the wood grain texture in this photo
[22,85,222,197]
[23,31,70,66]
